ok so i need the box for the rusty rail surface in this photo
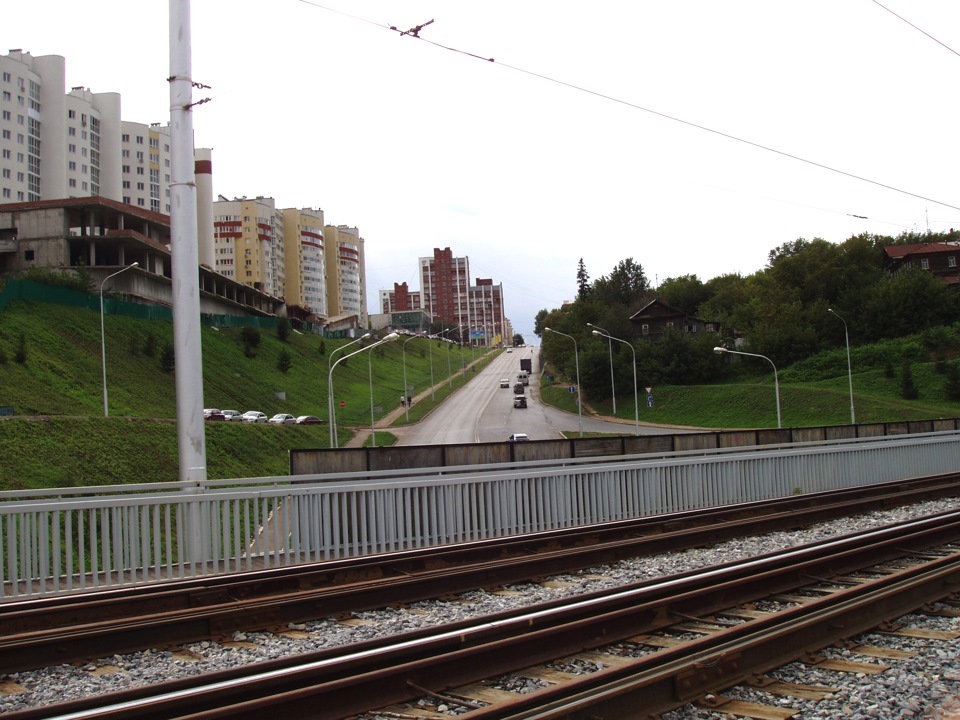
[1,473,958,674]
[7,506,960,719]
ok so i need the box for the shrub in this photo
[160,343,175,373]
[14,333,26,364]
[143,333,158,357]
[277,317,291,343]
[240,326,260,358]
[277,349,293,373]
[946,361,960,402]
[900,361,919,400]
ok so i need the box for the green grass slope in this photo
[0,299,481,487]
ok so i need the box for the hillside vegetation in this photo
[1,296,958,490]
[0,298,481,488]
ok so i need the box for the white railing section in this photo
[2,431,959,601]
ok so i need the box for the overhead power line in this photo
[297,0,960,213]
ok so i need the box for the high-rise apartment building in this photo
[212,196,285,299]
[1,51,123,203]
[1,49,372,329]
[120,121,171,214]
[282,207,327,319]
[379,281,421,314]
[384,248,510,347]
[468,278,506,347]
[324,224,366,326]
[419,247,470,328]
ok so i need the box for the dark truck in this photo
[520,357,532,373]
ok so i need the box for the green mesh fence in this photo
[0,279,315,332]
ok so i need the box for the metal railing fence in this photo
[2,431,959,601]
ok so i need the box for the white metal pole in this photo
[829,309,856,425]
[714,347,782,428]
[587,322,616,415]
[593,330,638,435]
[100,263,137,417]
[169,0,207,485]
[545,327,582,437]
[328,333,370,446]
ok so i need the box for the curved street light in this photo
[438,327,455,388]
[401,333,422,422]
[544,327,583,437]
[100,262,138,417]
[587,322,616,415]
[327,332,398,448]
[828,308,856,425]
[427,331,436,401]
[592,329,638,436]
[327,332,371,446]
[714,346,782,428]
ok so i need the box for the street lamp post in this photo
[828,308,856,425]
[714,346,782,428]
[327,332,371,447]
[428,331,436,401]
[327,333,397,448]
[100,262,138,417]
[368,351,376,446]
[592,330,638,435]
[544,327,583,437]
[438,327,454,388]
[587,322,616,415]
[401,333,421,422]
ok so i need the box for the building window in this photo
[641,324,649,335]
[68,179,76,188]
[949,256,957,268]
[122,133,129,142]
[921,258,930,270]
[24,249,34,261]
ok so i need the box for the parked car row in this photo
[203,409,325,425]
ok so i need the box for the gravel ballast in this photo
[1,499,959,718]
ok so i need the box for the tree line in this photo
[535,230,960,401]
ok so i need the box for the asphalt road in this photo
[396,347,683,446]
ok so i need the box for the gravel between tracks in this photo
[1,499,959,718]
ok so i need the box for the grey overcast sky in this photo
[5,1,960,341]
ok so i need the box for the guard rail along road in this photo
[1,429,959,602]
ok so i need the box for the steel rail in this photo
[7,509,960,720]
[1,474,958,674]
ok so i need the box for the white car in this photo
[241,411,268,423]
[500,378,510,388]
[221,410,242,421]
[268,413,296,425]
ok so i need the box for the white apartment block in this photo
[282,207,327,318]
[1,49,375,328]
[1,51,123,203]
[212,196,285,299]
[121,121,171,214]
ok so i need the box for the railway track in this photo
[1,473,959,674]
[6,507,960,719]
